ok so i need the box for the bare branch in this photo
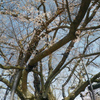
[65,0,72,23]
[62,60,80,98]
[0,64,24,70]
[0,76,26,100]
[64,72,100,100]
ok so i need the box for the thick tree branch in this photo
[88,83,100,90]
[1,0,100,100]
[0,76,26,100]
[22,0,91,97]
[62,60,80,98]
[22,6,65,94]
[45,40,75,96]
[24,8,65,64]
[28,33,75,66]
[28,0,91,66]
[64,72,100,100]
[11,50,24,100]
[82,1,100,27]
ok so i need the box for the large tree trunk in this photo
[36,89,56,100]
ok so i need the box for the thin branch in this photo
[79,25,100,31]
[86,55,99,66]
[82,1,100,27]
[82,60,96,100]
[78,52,100,58]
[83,37,100,54]
[47,25,100,32]
[0,64,24,70]
[5,53,14,66]
[0,11,19,17]
[0,41,19,50]
[0,76,26,100]
[62,60,80,98]
[10,51,24,100]
[64,72,100,100]
[0,49,12,65]
[4,76,13,100]
[45,41,75,96]
[66,0,72,23]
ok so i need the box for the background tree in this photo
[0,0,100,100]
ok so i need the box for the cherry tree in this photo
[0,0,100,100]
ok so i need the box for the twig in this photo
[66,0,72,23]
[82,60,95,100]
[62,60,80,99]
